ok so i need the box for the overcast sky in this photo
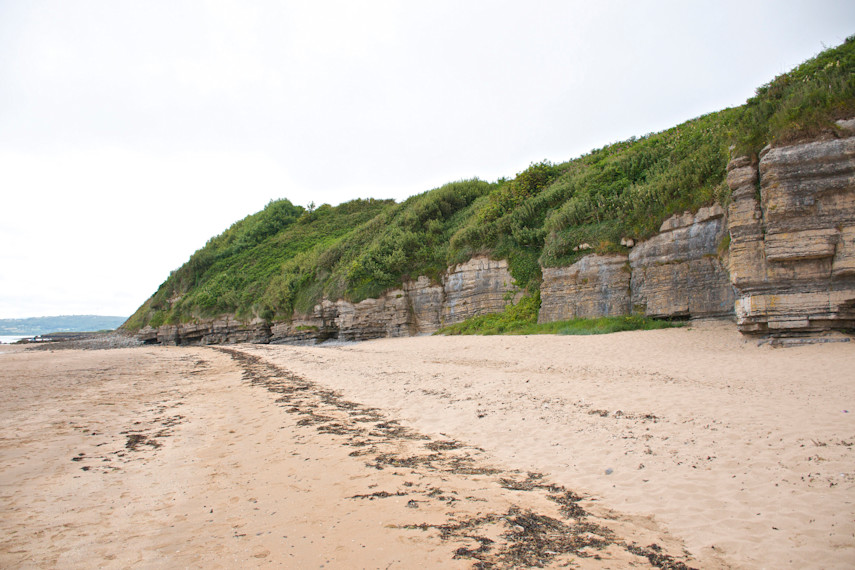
[1,1,852,320]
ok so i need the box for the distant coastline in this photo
[0,315,127,337]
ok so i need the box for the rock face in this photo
[727,133,855,334]
[539,127,855,334]
[149,256,519,345]
[138,317,271,346]
[629,204,735,319]
[538,255,631,323]
[539,205,734,323]
[404,276,445,333]
[442,257,521,324]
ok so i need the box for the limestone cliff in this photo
[441,257,520,325]
[727,122,855,335]
[629,204,734,319]
[145,256,519,345]
[539,255,630,322]
[137,317,270,346]
[539,205,734,324]
[539,125,854,335]
[138,126,855,345]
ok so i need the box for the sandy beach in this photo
[1,325,853,568]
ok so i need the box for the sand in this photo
[1,325,853,568]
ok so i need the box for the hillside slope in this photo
[125,37,855,335]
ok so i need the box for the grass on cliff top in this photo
[436,293,682,336]
[124,197,395,329]
[734,34,855,154]
[125,180,493,329]
[125,38,855,332]
[448,108,737,279]
[262,178,494,316]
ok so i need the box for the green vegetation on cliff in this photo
[450,110,736,277]
[437,301,682,336]
[126,197,395,328]
[735,35,855,153]
[125,37,855,332]
[259,179,493,318]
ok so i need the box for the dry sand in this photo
[1,324,853,568]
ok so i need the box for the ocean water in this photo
[0,335,33,344]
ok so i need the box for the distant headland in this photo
[0,315,127,336]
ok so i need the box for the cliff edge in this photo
[127,38,855,345]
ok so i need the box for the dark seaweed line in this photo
[214,347,697,570]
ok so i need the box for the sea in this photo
[0,335,34,344]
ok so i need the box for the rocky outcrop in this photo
[629,204,735,319]
[539,126,855,335]
[317,257,518,341]
[149,256,520,345]
[538,254,630,322]
[727,130,855,335]
[268,300,341,345]
[139,127,855,345]
[404,276,445,333]
[442,257,521,324]
[138,317,271,345]
[539,205,734,323]
[334,292,415,341]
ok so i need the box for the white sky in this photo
[1,1,853,319]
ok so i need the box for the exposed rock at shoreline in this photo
[138,127,855,346]
[23,332,144,350]
[629,204,734,319]
[727,133,855,334]
[138,317,270,346]
[539,205,734,324]
[539,254,631,322]
[142,256,520,345]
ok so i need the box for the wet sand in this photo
[1,326,853,568]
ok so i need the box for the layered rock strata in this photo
[538,255,631,323]
[270,257,519,343]
[137,317,271,346]
[539,205,734,323]
[138,127,855,344]
[147,256,519,345]
[629,204,735,319]
[441,257,521,324]
[727,129,855,334]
